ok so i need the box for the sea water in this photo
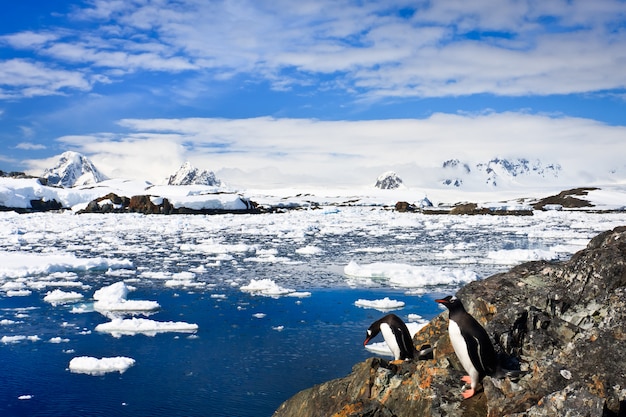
[1,208,625,416]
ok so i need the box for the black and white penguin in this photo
[363,313,415,363]
[436,295,497,399]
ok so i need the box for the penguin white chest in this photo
[448,320,479,385]
[380,323,401,360]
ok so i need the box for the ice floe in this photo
[69,356,136,375]
[95,317,198,337]
[344,261,478,288]
[93,282,160,314]
[354,297,405,311]
[43,289,84,305]
[240,278,311,298]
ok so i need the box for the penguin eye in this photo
[367,329,372,336]
[450,296,458,302]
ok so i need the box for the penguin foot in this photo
[460,375,472,384]
[390,359,405,365]
[461,388,475,399]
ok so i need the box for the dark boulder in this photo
[273,226,626,417]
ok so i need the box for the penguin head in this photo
[363,323,380,346]
[435,295,465,312]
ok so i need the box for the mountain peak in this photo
[374,171,405,190]
[168,161,222,186]
[42,151,107,188]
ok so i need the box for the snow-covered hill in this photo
[42,151,108,187]
[375,171,405,190]
[168,162,222,186]
[440,158,562,188]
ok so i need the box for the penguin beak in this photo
[363,337,371,346]
[435,298,446,304]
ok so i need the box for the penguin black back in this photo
[364,313,415,361]
[436,295,497,396]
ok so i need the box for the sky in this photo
[0,0,625,188]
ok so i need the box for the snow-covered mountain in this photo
[167,162,222,186]
[375,171,405,190]
[42,151,108,187]
[440,158,562,188]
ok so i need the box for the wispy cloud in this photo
[15,142,46,150]
[2,0,625,99]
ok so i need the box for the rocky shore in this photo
[273,226,626,417]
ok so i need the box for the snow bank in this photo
[344,261,478,288]
[354,297,405,311]
[69,356,135,375]
[93,282,160,313]
[95,317,198,337]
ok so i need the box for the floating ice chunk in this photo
[0,252,133,280]
[295,245,323,255]
[95,317,198,337]
[354,297,405,311]
[18,395,33,400]
[272,326,285,331]
[6,289,32,297]
[49,337,70,343]
[69,356,135,375]
[93,282,160,313]
[487,248,558,264]
[253,313,266,319]
[43,289,84,305]
[240,279,295,297]
[1,335,40,344]
[344,261,477,288]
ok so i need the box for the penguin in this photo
[363,313,415,363]
[435,295,497,399]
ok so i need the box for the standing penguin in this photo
[363,313,415,363]
[436,295,497,399]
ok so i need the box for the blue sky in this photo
[1,0,625,188]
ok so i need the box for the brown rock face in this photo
[273,226,626,417]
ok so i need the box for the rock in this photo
[273,226,626,417]
[532,187,598,210]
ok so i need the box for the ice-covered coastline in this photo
[1,176,625,214]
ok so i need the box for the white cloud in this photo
[15,142,46,150]
[2,0,626,99]
[0,58,91,98]
[28,112,625,187]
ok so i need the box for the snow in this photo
[95,317,198,337]
[69,356,135,375]
[354,297,406,311]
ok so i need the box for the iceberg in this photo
[69,356,135,375]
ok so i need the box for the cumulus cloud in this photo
[27,112,624,187]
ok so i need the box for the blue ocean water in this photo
[0,286,440,417]
[1,209,625,416]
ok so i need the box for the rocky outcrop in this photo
[273,226,626,417]
[78,193,259,215]
[533,187,598,210]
